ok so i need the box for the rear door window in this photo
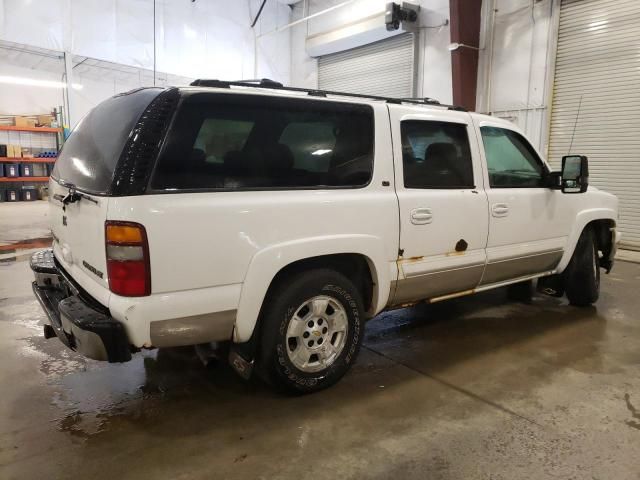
[401,120,475,189]
[151,93,374,190]
[52,88,162,194]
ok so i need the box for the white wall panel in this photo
[0,61,65,115]
[0,0,67,51]
[0,0,291,82]
[476,0,559,154]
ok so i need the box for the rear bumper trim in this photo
[31,249,131,363]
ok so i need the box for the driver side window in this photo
[480,126,545,188]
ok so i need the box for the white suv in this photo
[31,79,620,393]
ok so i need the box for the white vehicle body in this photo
[34,82,620,370]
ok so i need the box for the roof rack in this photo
[189,78,467,112]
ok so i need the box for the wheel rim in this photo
[285,295,349,373]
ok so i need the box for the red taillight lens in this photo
[105,221,150,296]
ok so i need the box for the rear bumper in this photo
[30,249,131,362]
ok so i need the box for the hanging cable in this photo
[251,0,267,28]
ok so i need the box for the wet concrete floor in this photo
[1,202,639,479]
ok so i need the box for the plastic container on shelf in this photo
[5,187,19,202]
[4,164,19,177]
[20,163,34,177]
[21,186,38,201]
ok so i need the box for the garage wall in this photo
[548,0,640,250]
[0,0,291,125]
[290,0,453,104]
[476,0,560,154]
[0,0,290,80]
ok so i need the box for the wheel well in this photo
[585,219,616,269]
[587,219,615,254]
[265,254,375,314]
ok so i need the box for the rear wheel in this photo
[258,269,364,394]
[564,228,600,306]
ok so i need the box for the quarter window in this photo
[400,120,474,189]
[480,126,545,188]
[151,94,374,190]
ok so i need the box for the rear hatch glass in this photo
[52,88,162,194]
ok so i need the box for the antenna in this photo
[568,94,583,155]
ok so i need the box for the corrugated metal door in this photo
[318,34,415,98]
[548,0,640,250]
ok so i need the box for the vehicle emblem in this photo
[313,330,321,337]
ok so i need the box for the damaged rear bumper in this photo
[30,249,131,362]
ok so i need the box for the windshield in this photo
[52,88,162,194]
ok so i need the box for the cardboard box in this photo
[37,115,54,127]
[13,116,37,128]
[21,147,33,158]
[7,145,21,158]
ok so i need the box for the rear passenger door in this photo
[389,106,489,304]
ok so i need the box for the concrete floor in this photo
[1,201,640,479]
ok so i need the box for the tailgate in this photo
[49,179,111,306]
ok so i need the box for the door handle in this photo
[491,203,509,217]
[411,208,433,225]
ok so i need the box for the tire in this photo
[564,227,600,307]
[258,268,364,394]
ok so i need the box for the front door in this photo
[474,121,571,285]
[389,106,489,305]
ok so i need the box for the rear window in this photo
[52,88,162,194]
[150,93,374,190]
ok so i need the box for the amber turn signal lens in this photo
[106,224,144,244]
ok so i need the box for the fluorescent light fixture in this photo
[311,149,332,156]
[0,75,83,90]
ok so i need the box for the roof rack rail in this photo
[188,78,467,112]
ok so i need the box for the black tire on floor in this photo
[564,227,600,307]
[258,268,365,394]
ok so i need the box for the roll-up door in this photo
[548,0,640,250]
[318,33,415,98]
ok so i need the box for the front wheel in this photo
[564,228,600,306]
[258,269,364,394]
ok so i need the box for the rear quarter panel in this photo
[107,102,399,342]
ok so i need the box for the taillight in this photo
[105,221,150,296]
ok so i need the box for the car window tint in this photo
[52,88,162,194]
[151,93,374,190]
[480,126,544,188]
[194,118,254,164]
[401,120,474,189]
[278,121,336,172]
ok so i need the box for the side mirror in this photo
[561,155,589,193]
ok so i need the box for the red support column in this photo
[449,0,482,111]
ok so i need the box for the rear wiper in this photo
[53,184,98,208]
